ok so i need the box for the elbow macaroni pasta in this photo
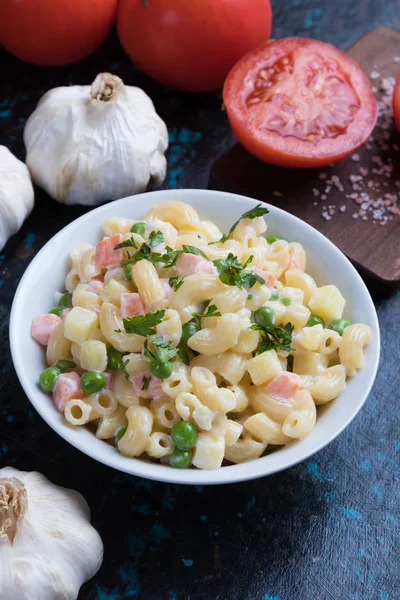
[33,200,372,470]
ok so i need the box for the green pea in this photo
[171,421,198,450]
[266,235,280,244]
[131,222,146,235]
[58,293,73,308]
[254,306,275,328]
[107,346,126,371]
[123,263,133,281]
[281,297,292,306]
[270,289,279,301]
[306,314,325,328]
[115,427,127,446]
[169,449,193,469]
[181,321,200,347]
[81,371,106,394]
[39,367,61,392]
[48,306,63,317]
[149,359,173,380]
[329,318,351,336]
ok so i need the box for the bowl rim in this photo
[10,189,380,485]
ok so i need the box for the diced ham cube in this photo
[61,309,71,320]
[160,278,172,300]
[175,253,216,277]
[104,371,113,390]
[120,293,145,318]
[32,314,61,346]
[95,234,125,269]
[264,372,303,399]
[88,275,104,294]
[249,266,277,288]
[52,372,83,413]
[131,371,164,400]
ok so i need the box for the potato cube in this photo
[309,285,345,323]
[80,340,108,372]
[64,307,99,344]
[247,350,282,386]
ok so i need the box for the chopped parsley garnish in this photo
[247,294,253,300]
[251,322,294,354]
[213,253,264,289]
[181,245,209,260]
[169,277,185,291]
[177,345,190,365]
[144,337,177,379]
[107,347,131,379]
[141,375,151,390]
[209,204,269,244]
[52,359,76,372]
[114,328,122,333]
[114,236,138,250]
[121,242,208,269]
[192,304,221,328]
[148,230,164,247]
[123,310,165,336]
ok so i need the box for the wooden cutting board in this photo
[210,26,400,297]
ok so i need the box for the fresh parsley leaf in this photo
[114,328,122,333]
[143,338,177,379]
[177,345,190,365]
[251,322,294,354]
[114,236,138,250]
[213,253,264,289]
[148,230,164,247]
[169,277,185,291]
[123,310,165,336]
[141,375,151,391]
[247,294,253,300]
[181,245,210,261]
[192,304,221,327]
[121,242,152,266]
[53,359,75,372]
[210,204,269,244]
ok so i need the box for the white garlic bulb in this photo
[24,73,169,206]
[0,146,34,251]
[0,467,103,600]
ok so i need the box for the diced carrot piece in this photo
[264,372,303,399]
[175,254,216,277]
[88,275,104,294]
[120,293,145,318]
[52,372,82,413]
[31,314,61,345]
[131,371,164,399]
[250,266,277,288]
[95,234,125,269]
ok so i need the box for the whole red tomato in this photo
[117,0,273,92]
[0,0,118,66]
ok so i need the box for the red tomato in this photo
[393,72,400,132]
[117,0,272,92]
[0,0,118,66]
[223,38,378,168]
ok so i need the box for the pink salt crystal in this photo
[351,153,360,162]
[319,173,327,180]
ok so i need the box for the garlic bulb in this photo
[24,73,169,206]
[0,467,103,600]
[0,146,34,251]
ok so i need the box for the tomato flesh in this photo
[223,38,378,168]
[393,72,400,132]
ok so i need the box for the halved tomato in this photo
[393,72,400,132]
[223,38,378,168]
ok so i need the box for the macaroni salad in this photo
[32,201,372,469]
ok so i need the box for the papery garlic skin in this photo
[24,73,169,206]
[0,467,103,600]
[0,146,34,251]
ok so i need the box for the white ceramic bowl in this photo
[10,189,380,485]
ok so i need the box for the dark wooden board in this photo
[211,26,400,297]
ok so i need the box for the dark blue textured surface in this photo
[0,2,399,599]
